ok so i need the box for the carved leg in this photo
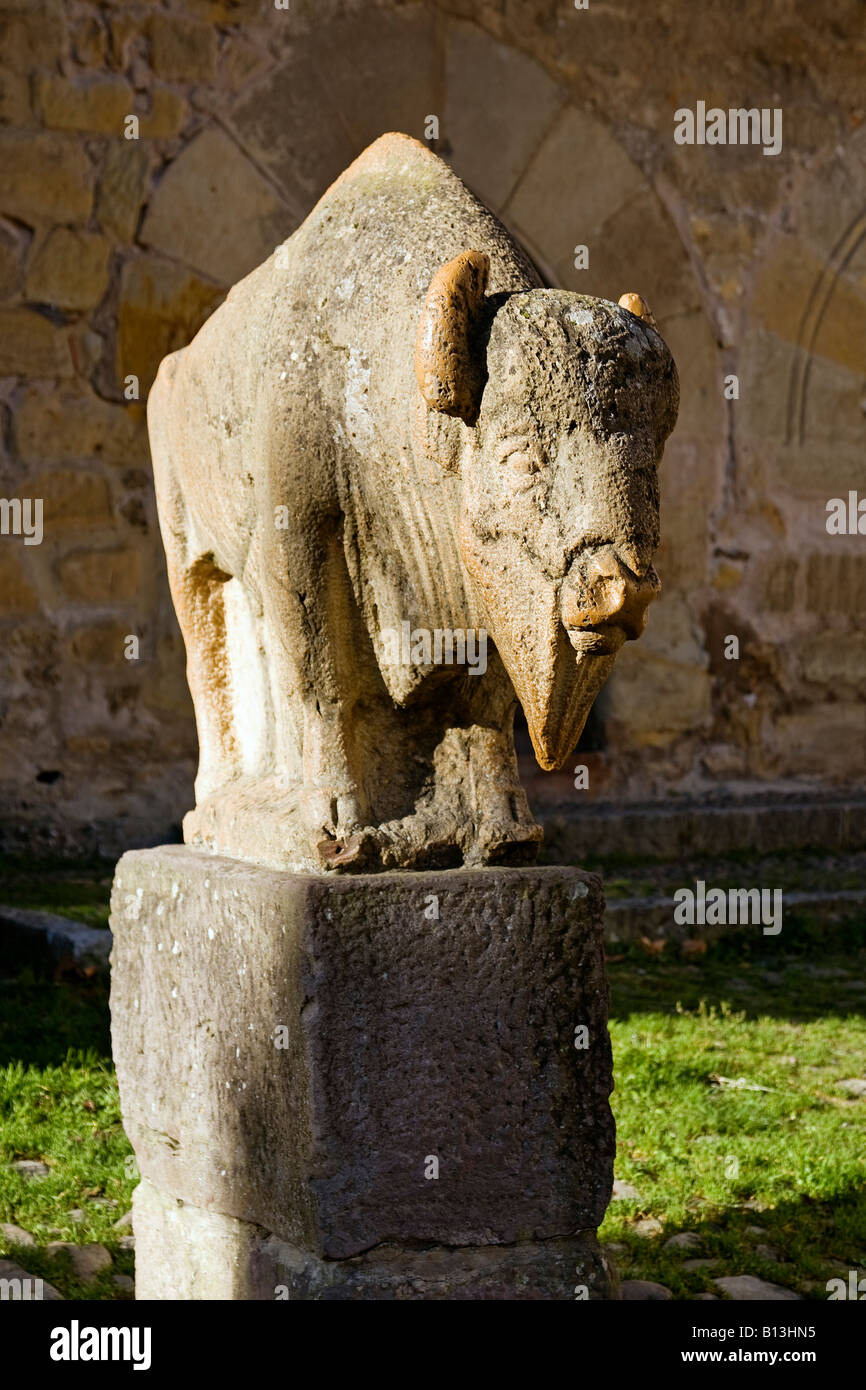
[165,551,240,803]
[260,523,379,870]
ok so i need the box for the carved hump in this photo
[414,250,490,425]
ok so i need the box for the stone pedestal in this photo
[110,846,616,1300]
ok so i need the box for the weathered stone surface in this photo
[35,74,133,135]
[0,6,66,70]
[25,229,111,311]
[45,1242,112,1281]
[13,387,147,466]
[116,254,223,394]
[140,129,290,285]
[799,633,866,688]
[664,1231,702,1252]
[0,309,73,377]
[445,20,564,209]
[148,133,676,873]
[604,642,712,745]
[714,1274,802,1301]
[58,548,141,602]
[0,551,39,614]
[111,846,614,1262]
[65,622,129,665]
[10,1160,49,1180]
[95,142,151,242]
[225,50,359,213]
[0,222,25,300]
[769,704,865,779]
[71,15,106,67]
[0,1223,34,1245]
[149,15,218,83]
[0,67,30,126]
[0,1259,63,1300]
[138,87,188,140]
[505,106,647,287]
[805,554,866,616]
[314,10,437,155]
[133,1177,614,1301]
[621,1279,673,1300]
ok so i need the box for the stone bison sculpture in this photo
[149,133,679,872]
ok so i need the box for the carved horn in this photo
[414,250,490,424]
[618,292,658,330]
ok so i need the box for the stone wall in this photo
[1,0,864,856]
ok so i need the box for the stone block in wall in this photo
[314,9,437,155]
[226,49,358,213]
[0,308,73,377]
[57,548,142,603]
[13,387,148,467]
[35,74,134,136]
[31,471,112,530]
[0,551,39,616]
[138,87,188,140]
[96,143,151,243]
[116,254,224,395]
[148,15,218,84]
[0,222,25,300]
[25,228,111,311]
[444,18,564,210]
[0,133,94,224]
[140,128,290,285]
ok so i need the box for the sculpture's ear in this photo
[415,251,490,426]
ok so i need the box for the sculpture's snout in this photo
[561,547,660,653]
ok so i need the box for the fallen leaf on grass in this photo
[639,936,667,956]
[681,939,708,958]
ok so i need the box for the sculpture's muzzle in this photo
[561,547,661,656]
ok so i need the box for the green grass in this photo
[601,941,866,1298]
[0,1048,136,1299]
[0,855,114,931]
[0,859,864,1300]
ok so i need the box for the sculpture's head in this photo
[415,251,679,770]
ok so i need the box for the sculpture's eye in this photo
[497,437,539,479]
[509,452,537,476]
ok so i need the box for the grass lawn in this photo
[602,937,866,1298]
[0,860,863,1300]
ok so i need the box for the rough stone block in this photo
[445,18,564,209]
[58,548,141,602]
[13,387,148,467]
[133,1177,614,1301]
[225,52,356,213]
[32,470,111,529]
[25,228,111,311]
[96,143,151,243]
[0,308,73,378]
[139,128,289,285]
[111,846,614,1295]
[148,15,217,83]
[116,254,224,394]
[35,74,134,136]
